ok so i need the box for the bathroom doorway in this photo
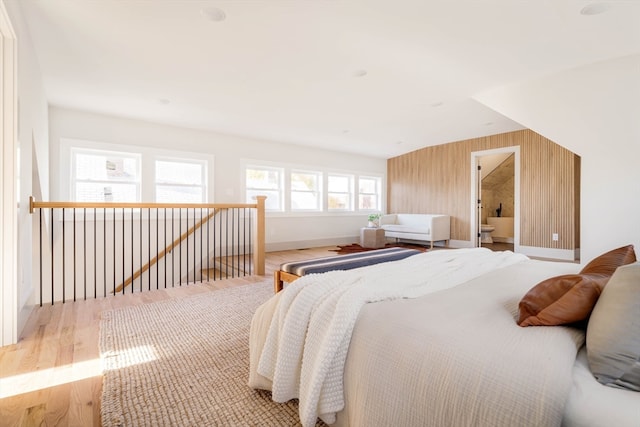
[470,147,520,252]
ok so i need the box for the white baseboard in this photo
[266,236,357,252]
[448,240,579,262]
[449,239,475,248]
[518,245,578,262]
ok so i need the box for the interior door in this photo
[476,164,482,247]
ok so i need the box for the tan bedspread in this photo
[249,256,585,427]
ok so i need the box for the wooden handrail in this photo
[115,208,221,293]
[29,197,260,213]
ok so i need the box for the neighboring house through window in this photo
[358,176,382,211]
[327,174,353,211]
[155,159,206,203]
[245,165,284,211]
[291,170,322,211]
[63,138,213,203]
[71,148,141,202]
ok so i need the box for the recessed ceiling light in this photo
[580,3,611,16]
[201,7,226,22]
[353,69,368,78]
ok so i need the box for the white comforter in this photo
[255,248,529,426]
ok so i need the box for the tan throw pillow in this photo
[518,245,636,327]
[586,262,640,391]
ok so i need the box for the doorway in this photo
[470,147,520,252]
[1,1,18,346]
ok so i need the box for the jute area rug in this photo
[100,280,321,426]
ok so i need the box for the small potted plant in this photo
[367,213,382,228]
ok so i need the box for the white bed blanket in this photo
[256,248,528,426]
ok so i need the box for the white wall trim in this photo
[1,1,18,346]
[449,239,475,249]
[519,245,577,262]
[470,146,520,252]
[266,236,357,252]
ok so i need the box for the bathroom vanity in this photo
[487,217,514,243]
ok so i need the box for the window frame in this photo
[244,164,285,212]
[60,138,214,203]
[290,169,323,212]
[70,147,142,202]
[242,159,384,216]
[327,173,354,212]
[357,175,383,212]
[154,157,208,203]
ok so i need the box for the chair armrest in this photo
[380,214,397,225]
[430,215,451,241]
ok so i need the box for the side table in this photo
[360,227,386,249]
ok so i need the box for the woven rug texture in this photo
[99,280,319,426]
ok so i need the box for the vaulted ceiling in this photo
[15,0,640,158]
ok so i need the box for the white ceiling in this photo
[15,0,640,158]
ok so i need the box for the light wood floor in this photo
[0,246,338,427]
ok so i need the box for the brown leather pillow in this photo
[518,245,636,327]
[579,244,637,276]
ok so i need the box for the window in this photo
[71,149,141,202]
[291,170,322,211]
[328,174,353,211]
[243,160,383,214]
[358,176,382,211]
[65,139,213,203]
[155,159,206,203]
[245,166,284,211]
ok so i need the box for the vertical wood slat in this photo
[387,129,579,250]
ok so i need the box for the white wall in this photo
[4,0,50,341]
[476,55,640,263]
[49,107,387,251]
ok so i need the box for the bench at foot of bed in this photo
[273,246,422,293]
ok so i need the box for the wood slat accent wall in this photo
[387,129,580,250]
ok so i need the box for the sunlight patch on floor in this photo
[101,344,158,370]
[0,358,102,398]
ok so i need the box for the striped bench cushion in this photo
[280,247,422,277]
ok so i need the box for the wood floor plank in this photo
[22,403,46,427]
[0,246,339,426]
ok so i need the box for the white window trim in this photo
[327,172,354,212]
[290,169,323,212]
[154,156,208,203]
[244,163,285,212]
[60,138,215,203]
[241,159,385,217]
[71,147,142,202]
[358,175,383,212]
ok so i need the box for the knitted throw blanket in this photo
[257,248,528,427]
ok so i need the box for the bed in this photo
[248,247,640,427]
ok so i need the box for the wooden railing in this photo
[29,196,266,305]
